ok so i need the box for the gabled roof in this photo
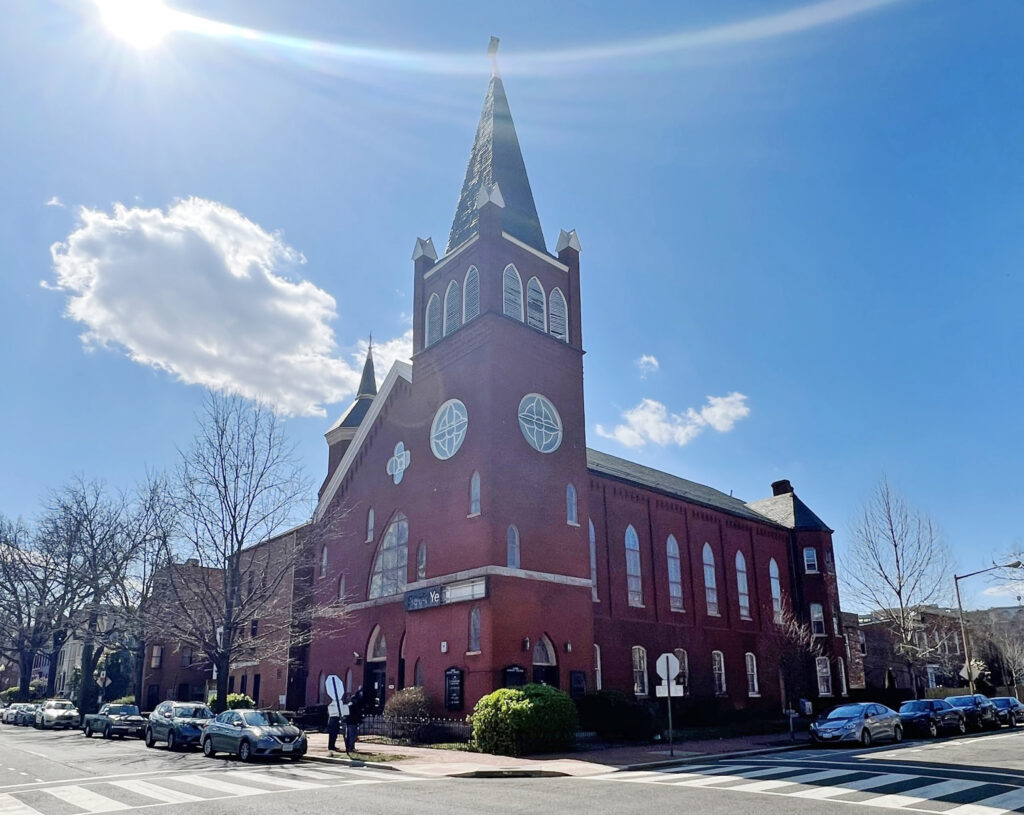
[446,70,546,255]
[745,492,833,532]
[586,449,781,526]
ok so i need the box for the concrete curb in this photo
[450,769,570,779]
[302,753,403,772]
[625,742,809,771]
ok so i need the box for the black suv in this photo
[946,694,999,730]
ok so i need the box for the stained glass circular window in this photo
[518,393,562,453]
[430,399,468,460]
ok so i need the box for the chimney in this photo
[771,479,793,496]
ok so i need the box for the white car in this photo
[35,700,80,730]
[2,704,31,724]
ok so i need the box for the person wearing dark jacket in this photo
[344,690,363,755]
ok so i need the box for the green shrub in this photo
[108,695,136,706]
[577,690,656,741]
[470,683,578,756]
[225,693,255,709]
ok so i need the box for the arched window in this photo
[625,525,643,607]
[416,542,427,580]
[594,644,602,690]
[548,288,568,342]
[703,543,718,616]
[712,650,727,695]
[507,525,521,569]
[413,659,423,687]
[526,277,546,331]
[425,293,441,347]
[588,519,598,602]
[368,626,387,661]
[745,653,760,696]
[468,607,481,652]
[533,636,556,666]
[345,668,352,693]
[443,279,462,337]
[469,471,481,515]
[320,546,328,579]
[566,483,578,525]
[337,574,346,602]
[631,646,648,697]
[463,266,480,323]
[316,671,324,704]
[368,513,409,599]
[769,558,783,623]
[503,265,523,321]
[366,507,374,542]
[667,535,684,611]
[736,551,751,619]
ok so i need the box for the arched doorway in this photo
[364,626,387,713]
[532,635,559,687]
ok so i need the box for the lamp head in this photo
[1005,561,1023,569]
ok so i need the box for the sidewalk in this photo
[303,730,810,778]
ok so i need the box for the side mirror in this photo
[163,711,172,718]
[232,721,243,728]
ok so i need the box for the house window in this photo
[675,649,690,696]
[804,547,819,574]
[180,647,192,667]
[833,607,840,637]
[625,525,643,607]
[858,630,867,655]
[463,266,480,323]
[667,535,684,612]
[632,646,648,697]
[703,543,719,616]
[368,513,409,599]
[425,293,441,346]
[594,644,602,690]
[507,525,521,569]
[736,551,751,619]
[526,276,546,331]
[469,471,481,515]
[366,508,374,542]
[320,546,328,578]
[745,652,760,697]
[416,542,427,580]
[769,558,783,623]
[468,607,481,652]
[816,656,832,696]
[502,265,524,321]
[250,619,259,638]
[549,288,568,342]
[712,650,727,695]
[589,519,599,601]
[824,550,835,574]
[838,657,848,696]
[810,603,826,636]
[443,279,462,337]
[240,675,247,695]
[566,483,578,525]
[337,574,346,601]
[150,645,162,669]
[414,659,423,687]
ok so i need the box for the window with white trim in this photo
[736,551,751,619]
[463,266,480,323]
[150,645,163,669]
[745,652,760,696]
[366,507,374,542]
[469,471,481,515]
[667,535,684,611]
[368,513,409,599]
[443,279,462,336]
[838,657,848,696]
[425,293,441,347]
[337,574,346,601]
[468,606,481,652]
[804,547,819,573]
[712,650,727,695]
[548,287,568,342]
[594,644,602,690]
[810,603,826,636]
[816,656,832,696]
[769,558,783,623]
[526,276,546,331]
[566,483,578,525]
[507,525,521,569]
[416,542,427,580]
[589,519,599,601]
[320,546,328,578]
[625,525,643,607]
[703,543,719,616]
[503,265,523,321]
[632,646,648,697]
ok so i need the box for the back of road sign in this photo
[325,674,344,702]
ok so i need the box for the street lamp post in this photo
[954,561,1023,693]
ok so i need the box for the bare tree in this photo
[763,598,822,709]
[978,610,1024,699]
[842,477,955,697]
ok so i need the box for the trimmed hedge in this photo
[470,683,577,756]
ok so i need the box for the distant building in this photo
[858,605,964,693]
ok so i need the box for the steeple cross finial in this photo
[488,36,500,78]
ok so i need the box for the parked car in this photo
[201,709,306,762]
[82,704,146,739]
[946,694,999,731]
[2,704,31,724]
[35,700,81,730]
[898,699,966,737]
[145,702,214,750]
[989,697,1024,727]
[810,702,903,746]
[15,705,40,726]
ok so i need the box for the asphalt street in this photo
[2,723,1023,814]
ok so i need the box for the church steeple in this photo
[357,339,377,398]
[446,38,546,255]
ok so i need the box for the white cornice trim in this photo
[502,232,568,272]
[425,235,480,281]
[315,361,413,522]
[325,425,357,446]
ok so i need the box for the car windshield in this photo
[900,701,931,713]
[946,696,973,707]
[240,711,290,727]
[50,702,73,710]
[991,699,1011,709]
[172,706,213,719]
[825,705,865,719]
[106,705,139,715]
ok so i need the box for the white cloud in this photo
[47,197,409,417]
[635,354,659,378]
[45,196,65,208]
[596,392,750,449]
[982,583,1024,599]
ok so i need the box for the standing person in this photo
[344,688,364,755]
[326,694,341,752]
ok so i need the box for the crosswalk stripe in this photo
[170,775,268,797]
[866,779,987,809]
[725,769,852,793]
[107,780,204,804]
[788,772,918,799]
[238,774,326,790]
[43,785,129,812]
[0,794,41,815]
[261,768,358,782]
[943,787,1024,815]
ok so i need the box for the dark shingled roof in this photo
[745,493,833,532]
[446,73,546,254]
[330,346,377,431]
[586,449,782,526]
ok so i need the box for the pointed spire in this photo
[446,39,546,254]
[357,339,376,398]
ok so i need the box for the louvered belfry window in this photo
[443,280,462,337]
[526,277,546,330]
[464,267,480,322]
[549,288,568,342]
[503,265,523,321]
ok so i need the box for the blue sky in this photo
[2,0,1023,608]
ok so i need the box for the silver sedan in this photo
[810,702,904,747]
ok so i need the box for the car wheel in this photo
[860,729,873,747]
[84,724,93,738]
[928,721,938,738]
[202,737,216,757]
[238,740,252,763]
[1010,714,1018,728]
[144,728,155,748]
[167,732,176,751]
[104,724,112,739]
[893,725,903,744]
[957,717,966,734]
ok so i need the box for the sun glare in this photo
[95,0,178,49]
